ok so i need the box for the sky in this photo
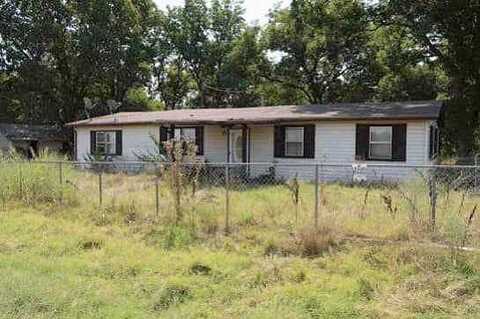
[154,0,291,25]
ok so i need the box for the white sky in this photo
[154,0,291,24]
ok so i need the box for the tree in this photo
[262,0,374,104]
[63,0,159,119]
[370,24,444,102]
[161,0,263,108]
[0,0,71,123]
[154,59,193,110]
[122,86,164,111]
[377,0,480,156]
[0,0,160,125]
[150,12,193,110]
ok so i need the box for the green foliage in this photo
[162,0,264,108]
[123,87,164,111]
[370,24,445,102]
[0,0,159,124]
[262,0,375,104]
[153,282,192,311]
[0,152,76,206]
[0,167,479,317]
[378,0,480,155]
[1,0,479,158]
[163,225,196,249]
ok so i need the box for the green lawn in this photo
[0,158,480,318]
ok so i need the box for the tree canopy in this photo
[1,0,479,155]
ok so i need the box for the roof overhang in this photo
[68,116,440,128]
[66,100,445,128]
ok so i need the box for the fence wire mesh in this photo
[1,160,480,248]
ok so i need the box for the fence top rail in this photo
[1,160,480,170]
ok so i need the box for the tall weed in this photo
[0,151,76,206]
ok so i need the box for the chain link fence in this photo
[1,160,480,247]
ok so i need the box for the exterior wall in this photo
[273,120,434,181]
[74,119,434,182]
[199,120,434,181]
[249,126,274,176]
[76,125,160,161]
[204,125,227,163]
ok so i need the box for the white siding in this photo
[274,120,434,181]
[249,126,274,176]
[204,125,227,163]
[76,125,159,161]
[75,120,434,182]
[250,126,274,162]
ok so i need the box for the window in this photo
[285,127,304,157]
[174,128,196,142]
[275,125,315,159]
[369,126,392,160]
[96,131,116,155]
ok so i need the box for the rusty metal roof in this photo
[66,100,444,127]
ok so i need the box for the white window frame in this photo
[285,127,305,158]
[96,131,116,155]
[174,128,196,142]
[369,126,392,160]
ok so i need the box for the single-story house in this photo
[67,100,443,181]
[0,123,66,158]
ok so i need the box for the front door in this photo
[229,129,246,163]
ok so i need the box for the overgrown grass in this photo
[0,152,77,207]
[1,156,480,318]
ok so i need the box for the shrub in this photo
[357,278,376,300]
[153,283,191,311]
[296,226,339,257]
[239,211,256,226]
[189,263,211,276]
[163,225,196,249]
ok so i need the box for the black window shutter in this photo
[242,128,248,162]
[392,124,407,161]
[115,131,123,156]
[74,130,78,161]
[355,125,370,160]
[303,125,315,159]
[90,131,97,154]
[429,125,434,159]
[160,126,168,142]
[436,127,441,158]
[195,127,204,155]
[274,126,285,158]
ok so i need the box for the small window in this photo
[285,127,304,157]
[174,128,196,142]
[369,126,392,160]
[96,131,116,155]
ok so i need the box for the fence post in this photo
[58,162,63,185]
[429,169,437,231]
[314,164,319,230]
[18,163,23,199]
[58,162,63,203]
[155,177,160,219]
[225,163,230,235]
[98,171,103,206]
